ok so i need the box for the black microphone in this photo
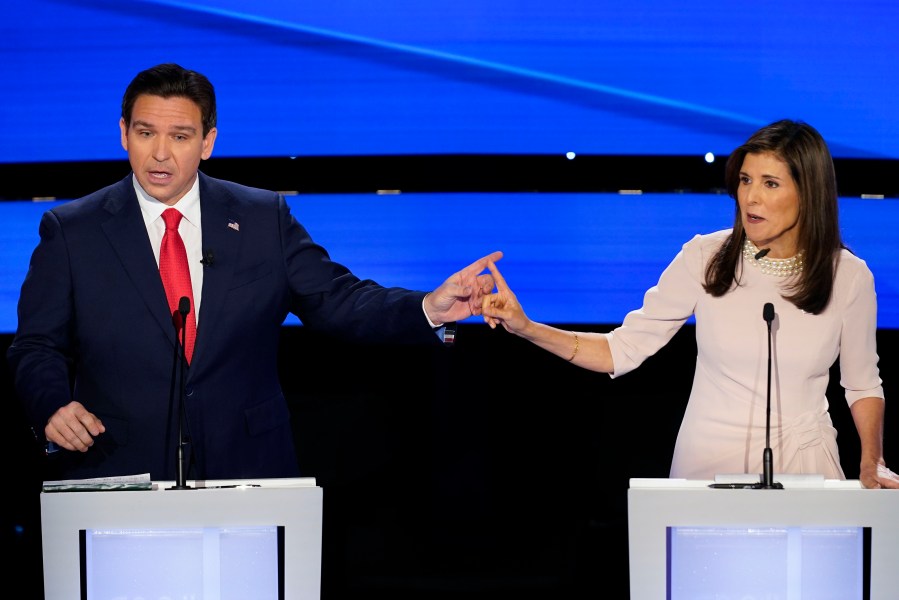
[172,296,190,329]
[753,302,783,490]
[754,248,771,260]
[763,301,775,324]
[200,249,215,266]
[168,296,194,491]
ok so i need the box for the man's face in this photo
[120,94,217,206]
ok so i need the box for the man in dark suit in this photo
[7,63,502,482]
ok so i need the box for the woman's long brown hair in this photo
[703,119,844,314]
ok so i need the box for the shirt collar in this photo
[133,174,202,228]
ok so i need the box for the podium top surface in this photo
[628,476,863,490]
[42,475,317,493]
[154,477,318,490]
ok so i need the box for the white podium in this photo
[628,478,899,600]
[41,477,323,600]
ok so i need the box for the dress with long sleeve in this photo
[605,229,884,480]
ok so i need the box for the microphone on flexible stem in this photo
[168,296,194,491]
[752,302,783,490]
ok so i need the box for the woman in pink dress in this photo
[480,119,898,489]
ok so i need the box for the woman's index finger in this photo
[487,261,511,292]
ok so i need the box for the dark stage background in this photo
[6,322,898,598]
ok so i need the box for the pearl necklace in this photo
[743,239,804,277]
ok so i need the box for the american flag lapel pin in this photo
[227,219,240,232]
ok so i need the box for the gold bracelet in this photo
[567,332,579,362]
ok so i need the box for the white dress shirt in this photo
[133,175,204,324]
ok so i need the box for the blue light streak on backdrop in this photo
[2,192,896,333]
[1,0,897,162]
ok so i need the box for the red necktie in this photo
[159,208,196,363]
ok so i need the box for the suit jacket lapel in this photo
[100,176,176,346]
[194,173,245,365]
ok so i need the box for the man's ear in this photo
[119,118,128,151]
[201,127,217,160]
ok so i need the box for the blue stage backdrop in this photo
[2,192,897,333]
[1,0,898,162]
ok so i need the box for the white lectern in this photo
[41,477,323,600]
[628,478,899,600]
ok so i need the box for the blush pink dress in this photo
[606,229,884,480]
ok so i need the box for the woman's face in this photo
[737,151,801,258]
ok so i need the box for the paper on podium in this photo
[42,472,152,492]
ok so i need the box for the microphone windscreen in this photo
[763,302,775,323]
[178,296,191,316]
